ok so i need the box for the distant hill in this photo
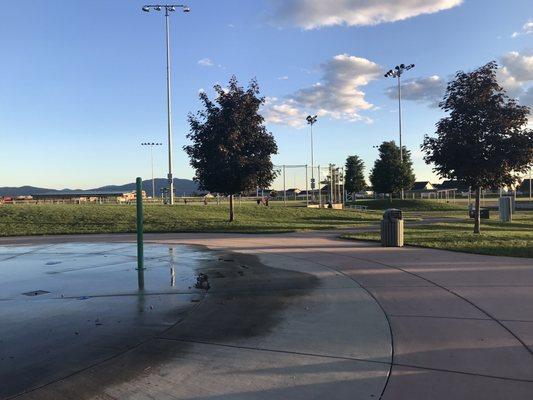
[0,178,199,198]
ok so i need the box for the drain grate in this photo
[22,290,50,297]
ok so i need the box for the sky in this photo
[0,0,532,189]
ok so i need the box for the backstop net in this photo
[269,164,345,206]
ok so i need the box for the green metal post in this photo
[136,177,145,289]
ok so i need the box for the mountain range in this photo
[0,178,199,198]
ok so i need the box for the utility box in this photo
[499,197,512,222]
[381,209,404,247]
[502,194,516,213]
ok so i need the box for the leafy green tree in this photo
[369,141,415,198]
[344,155,366,198]
[184,77,278,221]
[422,62,533,234]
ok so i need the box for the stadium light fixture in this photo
[141,4,190,205]
[384,63,415,200]
[306,115,318,201]
[141,142,163,199]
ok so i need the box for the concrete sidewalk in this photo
[1,232,532,399]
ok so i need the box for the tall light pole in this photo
[306,115,318,201]
[529,167,533,200]
[141,142,162,198]
[385,63,415,200]
[142,4,190,205]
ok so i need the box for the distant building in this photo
[410,181,436,192]
[31,191,146,203]
[285,188,301,199]
[517,178,532,196]
[436,180,470,192]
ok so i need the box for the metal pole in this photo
[329,164,333,204]
[529,168,533,200]
[283,165,286,205]
[310,123,314,201]
[150,145,155,199]
[165,8,174,205]
[305,165,309,207]
[136,177,145,289]
[341,166,345,208]
[336,167,339,203]
[318,165,322,207]
[398,73,404,200]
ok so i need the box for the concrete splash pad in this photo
[0,243,215,398]
[0,241,392,399]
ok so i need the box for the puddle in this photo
[0,243,217,398]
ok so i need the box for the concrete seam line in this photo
[0,243,58,262]
[193,237,533,396]
[211,241,397,400]
[310,247,533,358]
[151,238,396,399]
[390,314,533,323]
[157,337,533,384]
[156,336,390,364]
[5,288,209,400]
[389,314,492,321]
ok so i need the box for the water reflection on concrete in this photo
[0,242,214,399]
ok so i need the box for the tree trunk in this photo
[474,187,481,234]
[229,194,235,222]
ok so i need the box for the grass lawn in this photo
[351,199,466,211]
[341,212,533,258]
[0,203,383,236]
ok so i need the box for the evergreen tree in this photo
[344,155,366,198]
[369,141,415,198]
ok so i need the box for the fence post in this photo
[283,165,287,205]
[305,164,309,207]
[317,165,322,207]
[136,177,145,290]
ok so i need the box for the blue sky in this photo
[1,0,531,189]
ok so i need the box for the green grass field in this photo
[341,213,533,258]
[0,203,382,236]
[350,199,466,211]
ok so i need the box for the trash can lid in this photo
[383,208,403,220]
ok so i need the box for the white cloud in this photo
[263,54,381,127]
[278,76,289,80]
[500,51,533,83]
[386,75,445,107]
[272,0,462,29]
[263,97,307,128]
[394,52,533,109]
[198,58,214,67]
[499,51,533,107]
[520,86,533,108]
[511,20,533,38]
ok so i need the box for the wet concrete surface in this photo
[0,243,217,398]
[1,240,390,400]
